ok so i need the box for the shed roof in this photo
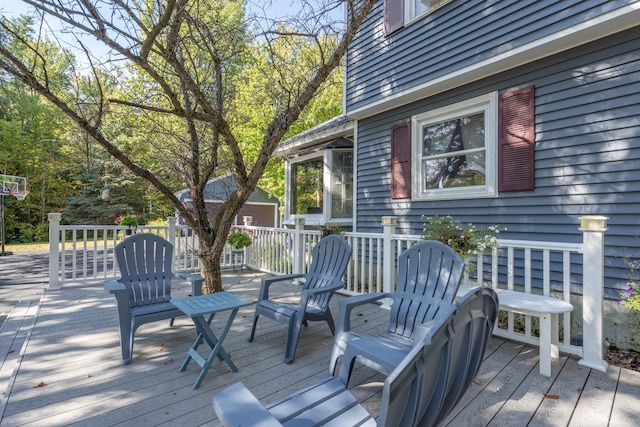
[175,173,278,205]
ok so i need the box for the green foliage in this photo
[227,228,252,249]
[620,281,640,311]
[115,214,141,227]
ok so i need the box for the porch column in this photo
[381,216,397,309]
[48,213,61,290]
[578,215,608,372]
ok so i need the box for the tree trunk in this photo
[199,243,224,294]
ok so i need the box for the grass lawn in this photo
[3,242,51,252]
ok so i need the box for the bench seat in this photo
[457,285,573,377]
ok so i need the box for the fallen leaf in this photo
[86,374,92,378]
[577,388,583,395]
[472,378,482,385]
[165,359,175,366]
[158,346,165,352]
[7,349,15,354]
[545,394,560,400]
[34,382,47,388]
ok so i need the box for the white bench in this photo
[457,285,573,377]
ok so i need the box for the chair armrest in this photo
[258,274,306,301]
[177,273,204,296]
[213,382,282,427]
[297,280,345,311]
[105,280,126,295]
[336,292,391,335]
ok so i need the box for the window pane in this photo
[331,151,353,218]
[292,158,323,214]
[422,113,486,190]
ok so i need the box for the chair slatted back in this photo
[389,240,464,339]
[378,287,498,427]
[303,235,352,309]
[115,233,174,308]
[432,287,499,426]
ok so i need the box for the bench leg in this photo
[538,313,551,377]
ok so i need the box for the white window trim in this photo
[284,152,324,225]
[411,92,498,201]
[405,0,455,26]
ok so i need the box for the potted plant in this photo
[115,214,141,235]
[227,228,252,250]
[422,215,503,270]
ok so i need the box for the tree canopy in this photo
[0,0,375,292]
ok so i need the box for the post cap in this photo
[579,216,608,232]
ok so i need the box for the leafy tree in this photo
[0,0,375,293]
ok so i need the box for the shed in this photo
[175,174,279,227]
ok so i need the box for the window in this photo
[291,157,324,215]
[412,93,498,200]
[406,0,455,23]
[385,0,454,33]
[330,151,353,218]
[287,147,354,222]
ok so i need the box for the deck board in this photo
[1,272,639,427]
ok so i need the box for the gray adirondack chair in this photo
[105,233,203,364]
[248,234,352,364]
[212,287,498,426]
[329,240,464,382]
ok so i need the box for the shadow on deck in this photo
[0,271,638,426]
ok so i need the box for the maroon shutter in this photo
[384,0,404,36]
[391,121,411,199]
[498,86,535,192]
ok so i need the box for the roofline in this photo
[274,117,354,157]
[346,3,640,119]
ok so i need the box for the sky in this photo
[1,1,343,70]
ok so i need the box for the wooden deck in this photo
[0,272,638,426]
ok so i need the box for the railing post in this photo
[167,216,176,244]
[48,213,61,290]
[167,216,176,272]
[243,216,253,269]
[381,216,397,309]
[578,215,608,372]
[293,216,305,277]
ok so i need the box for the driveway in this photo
[0,251,49,328]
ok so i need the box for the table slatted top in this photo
[171,291,252,317]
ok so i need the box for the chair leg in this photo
[248,313,259,342]
[325,310,336,335]
[118,317,134,365]
[329,335,348,376]
[284,317,302,364]
[122,322,136,365]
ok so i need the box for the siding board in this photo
[346,0,632,112]
[354,27,640,295]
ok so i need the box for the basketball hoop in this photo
[9,189,29,201]
[1,174,28,256]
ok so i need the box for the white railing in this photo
[47,212,609,373]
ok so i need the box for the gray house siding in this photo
[346,0,636,113]
[354,28,640,298]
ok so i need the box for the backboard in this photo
[0,174,28,200]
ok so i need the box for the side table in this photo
[171,291,252,389]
